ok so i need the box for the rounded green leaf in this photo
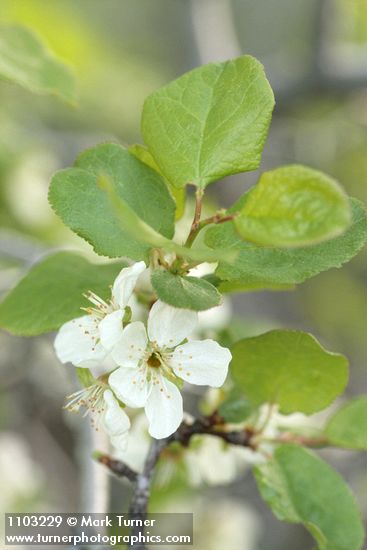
[0,252,127,336]
[235,165,351,247]
[254,444,364,550]
[48,143,176,261]
[142,55,274,188]
[325,397,367,450]
[0,23,76,104]
[205,198,367,286]
[151,268,221,311]
[230,330,348,414]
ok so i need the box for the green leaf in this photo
[325,397,367,450]
[235,165,351,247]
[48,143,176,261]
[218,387,253,423]
[151,268,221,311]
[129,144,186,219]
[206,198,367,286]
[0,252,127,336]
[230,330,348,414]
[0,23,76,104]
[218,278,294,293]
[254,445,364,550]
[142,55,274,189]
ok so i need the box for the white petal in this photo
[128,294,147,322]
[193,436,239,485]
[115,414,150,473]
[103,390,130,434]
[170,340,231,387]
[110,433,129,452]
[111,322,147,368]
[145,377,183,439]
[54,315,106,367]
[109,366,150,408]
[112,261,146,309]
[99,310,124,351]
[133,266,153,294]
[147,300,198,348]
[89,356,116,378]
[184,453,203,487]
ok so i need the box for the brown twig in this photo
[168,413,255,448]
[94,452,137,482]
[127,439,168,550]
[97,414,329,550]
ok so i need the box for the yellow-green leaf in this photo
[0,23,76,103]
[206,198,367,286]
[235,165,351,247]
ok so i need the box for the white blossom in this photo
[65,384,130,451]
[109,300,232,439]
[184,435,256,486]
[54,262,146,369]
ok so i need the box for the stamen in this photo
[64,383,106,429]
[81,291,111,318]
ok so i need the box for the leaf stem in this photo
[185,188,204,247]
[185,207,238,247]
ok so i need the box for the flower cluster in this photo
[54,262,232,447]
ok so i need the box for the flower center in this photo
[147,352,161,368]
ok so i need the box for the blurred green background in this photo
[1,1,367,549]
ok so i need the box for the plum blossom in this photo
[109,300,232,439]
[65,384,130,451]
[184,435,256,486]
[54,262,146,369]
